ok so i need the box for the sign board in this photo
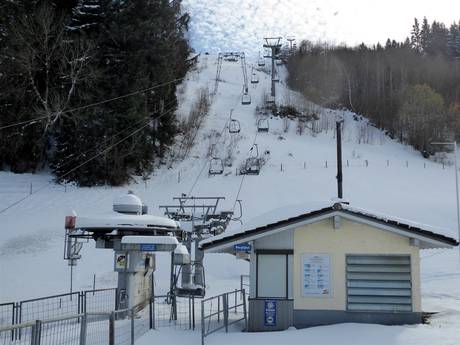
[301,253,331,296]
[234,243,252,252]
[264,300,277,326]
[115,253,128,271]
[236,252,250,260]
[140,244,157,252]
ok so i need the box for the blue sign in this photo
[264,300,277,327]
[140,244,157,252]
[234,243,252,252]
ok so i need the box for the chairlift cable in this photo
[187,90,243,195]
[0,105,179,215]
[55,99,177,171]
[0,77,185,131]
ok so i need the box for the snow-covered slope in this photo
[1,55,460,344]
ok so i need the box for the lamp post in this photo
[431,141,460,257]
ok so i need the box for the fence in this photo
[201,289,247,345]
[151,295,196,331]
[240,275,249,293]
[0,289,117,329]
[0,299,151,345]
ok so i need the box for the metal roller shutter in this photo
[346,255,412,312]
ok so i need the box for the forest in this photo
[287,17,460,155]
[0,0,192,185]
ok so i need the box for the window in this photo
[256,251,292,298]
[346,255,412,312]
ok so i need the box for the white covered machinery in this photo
[64,192,184,309]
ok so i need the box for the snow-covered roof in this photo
[75,212,179,231]
[200,202,458,250]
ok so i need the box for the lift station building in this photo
[200,202,458,332]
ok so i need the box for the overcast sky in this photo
[182,0,460,54]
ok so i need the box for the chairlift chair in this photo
[245,157,261,175]
[265,95,275,105]
[251,73,259,84]
[209,158,224,175]
[257,118,269,133]
[229,119,241,134]
[241,93,251,105]
[276,58,283,66]
[258,58,265,67]
[244,144,261,175]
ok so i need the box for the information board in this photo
[140,243,157,252]
[264,300,277,326]
[301,253,331,296]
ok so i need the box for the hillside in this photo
[1,55,460,344]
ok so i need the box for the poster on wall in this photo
[301,253,331,296]
[264,300,277,326]
[115,253,128,271]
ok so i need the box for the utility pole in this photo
[263,37,282,101]
[431,141,460,259]
[336,120,343,199]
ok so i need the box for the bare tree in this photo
[12,3,92,134]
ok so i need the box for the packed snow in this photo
[1,55,460,345]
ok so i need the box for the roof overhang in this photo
[200,207,458,253]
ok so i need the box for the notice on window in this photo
[302,253,331,296]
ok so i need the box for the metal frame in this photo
[201,289,247,345]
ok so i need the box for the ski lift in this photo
[244,144,261,175]
[257,118,269,133]
[229,110,241,134]
[251,72,259,84]
[209,158,224,175]
[276,58,283,66]
[241,92,251,105]
[257,51,265,66]
[265,95,275,105]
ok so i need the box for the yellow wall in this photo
[293,218,421,312]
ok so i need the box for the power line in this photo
[0,77,185,131]
[0,105,178,215]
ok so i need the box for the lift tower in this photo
[263,37,283,101]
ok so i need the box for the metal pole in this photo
[70,264,73,299]
[454,142,460,260]
[271,47,276,98]
[431,141,460,259]
[336,121,343,199]
[201,300,205,345]
[242,289,248,331]
[130,309,135,345]
[79,314,87,345]
[109,312,115,345]
[224,293,228,333]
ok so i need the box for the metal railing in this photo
[201,289,247,345]
[0,299,150,345]
[151,295,196,330]
[0,289,117,329]
[240,275,250,294]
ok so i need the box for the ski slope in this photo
[1,55,460,344]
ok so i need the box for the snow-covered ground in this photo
[1,55,460,344]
